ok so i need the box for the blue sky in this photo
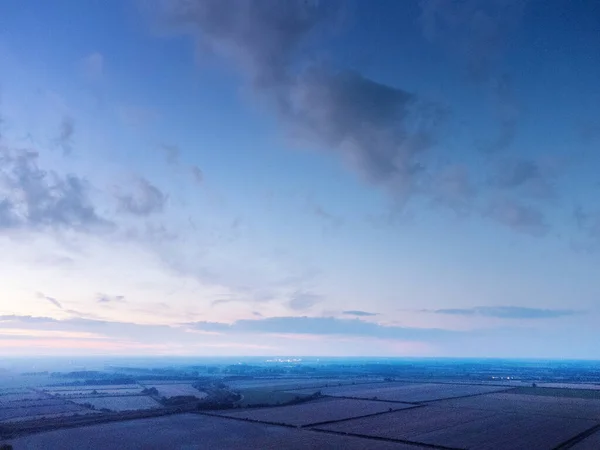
[0,0,599,358]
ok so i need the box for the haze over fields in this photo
[1,0,600,358]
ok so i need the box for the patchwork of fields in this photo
[5,381,600,448]
[213,397,415,426]
[289,381,509,402]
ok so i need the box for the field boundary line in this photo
[309,427,466,450]
[301,404,424,428]
[552,422,600,449]
[196,411,297,428]
[419,387,516,404]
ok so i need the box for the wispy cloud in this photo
[431,306,580,319]
[286,291,322,311]
[485,198,548,236]
[190,316,459,341]
[96,293,126,304]
[36,292,63,310]
[190,165,203,185]
[0,146,112,232]
[160,144,180,166]
[116,177,167,216]
[55,116,74,155]
[343,310,378,317]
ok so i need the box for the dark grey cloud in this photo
[485,198,547,235]
[160,144,180,165]
[343,310,378,317]
[166,0,442,205]
[287,291,321,311]
[96,293,126,304]
[433,306,579,320]
[56,116,74,155]
[0,146,111,232]
[116,177,167,216]
[190,316,459,341]
[36,292,62,310]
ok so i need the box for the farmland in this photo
[69,395,161,412]
[4,358,600,448]
[315,405,597,449]
[4,413,420,450]
[141,384,207,399]
[436,392,600,419]
[213,397,415,427]
[290,381,509,402]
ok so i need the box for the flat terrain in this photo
[291,382,509,402]
[4,413,424,450]
[572,428,600,449]
[143,384,207,399]
[436,392,600,419]
[69,395,160,412]
[213,397,415,427]
[315,405,597,449]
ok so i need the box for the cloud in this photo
[96,293,126,304]
[308,201,343,229]
[489,156,558,199]
[166,0,442,206]
[419,0,527,81]
[190,165,203,185]
[286,291,321,311]
[116,177,167,216]
[343,310,378,317]
[431,164,476,214]
[160,144,180,165]
[81,52,104,81]
[36,293,62,310]
[0,145,112,232]
[432,306,580,319]
[190,316,459,341]
[55,116,74,155]
[485,198,547,235]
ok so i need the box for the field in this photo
[213,398,415,427]
[436,392,600,419]
[69,395,160,412]
[315,405,597,449]
[572,428,600,449]
[0,392,48,404]
[4,413,418,450]
[507,386,600,399]
[0,403,87,423]
[43,385,139,392]
[225,378,369,391]
[142,384,207,399]
[45,388,144,396]
[235,389,311,407]
[290,382,509,402]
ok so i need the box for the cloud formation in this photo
[160,144,180,166]
[37,293,63,310]
[96,293,126,304]
[116,177,167,216]
[55,116,74,155]
[485,198,547,235]
[167,0,441,205]
[191,315,459,341]
[343,310,378,317]
[0,145,111,232]
[286,291,321,311]
[433,306,579,319]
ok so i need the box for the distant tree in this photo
[532,383,537,388]
[1,445,14,450]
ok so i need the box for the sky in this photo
[0,0,599,358]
